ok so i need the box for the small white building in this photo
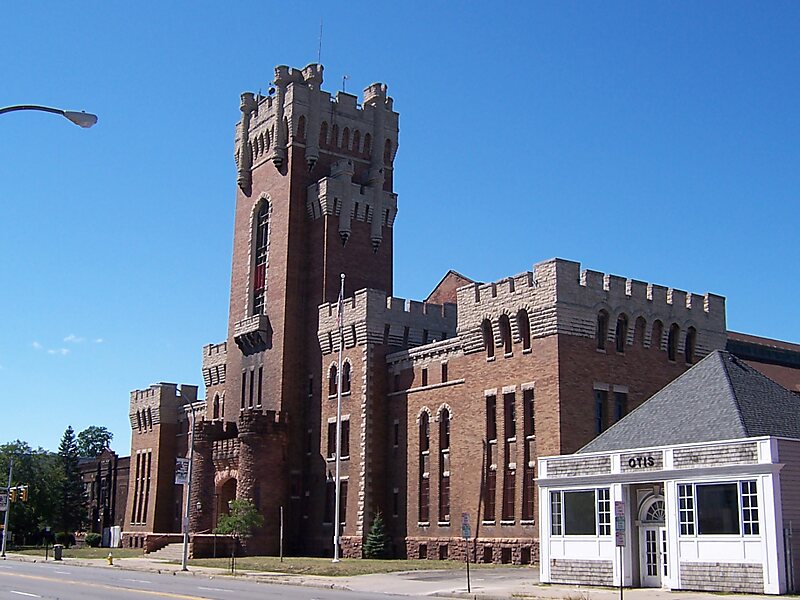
[538,351,800,594]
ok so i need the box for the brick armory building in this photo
[123,63,800,561]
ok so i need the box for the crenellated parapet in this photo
[317,288,457,355]
[234,63,399,186]
[129,383,199,430]
[202,341,227,387]
[457,258,727,358]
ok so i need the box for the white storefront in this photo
[538,436,798,594]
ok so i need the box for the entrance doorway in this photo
[638,497,668,587]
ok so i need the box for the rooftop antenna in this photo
[317,18,323,65]
[342,74,350,93]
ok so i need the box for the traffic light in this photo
[20,485,28,502]
[9,488,17,503]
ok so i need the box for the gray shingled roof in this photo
[579,350,800,453]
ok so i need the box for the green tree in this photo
[363,511,391,559]
[215,499,263,572]
[55,426,85,537]
[76,426,113,458]
[0,441,60,546]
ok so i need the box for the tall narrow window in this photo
[484,395,497,521]
[439,409,450,523]
[419,413,430,523]
[341,362,351,394]
[634,316,647,346]
[522,388,535,520]
[352,130,361,153]
[248,369,254,408]
[517,309,531,351]
[596,310,609,350]
[212,394,220,419]
[421,367,428,387]
[615,314,628,353]
[668,323,680,361]
[319,121,328,146]
[257,367,263,407]
[341,420,350,458]
[341,127,350,150]
[441,362,448,383]
[327,422,336,458]
[253,202,269,315]
[651,320,663,351]
[594,389,607,434]
[482,319,495,359]
[614,391,627,422]
[329,364,337,397]
[241,372,246,409]
[502,393,516,521]
[685,327,697,364]
[498,314,512,355]
[324,479,335,523]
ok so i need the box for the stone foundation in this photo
[341,535,363,558]
[405,536,539,564]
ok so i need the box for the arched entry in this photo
[638,496,668,587]
[217,478,237,526]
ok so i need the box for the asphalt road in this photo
[0,560,409,600]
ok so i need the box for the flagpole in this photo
[333,273,345,563]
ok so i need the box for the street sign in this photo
[461,512,471,540]
[0,493,7,512]
[175,458,190,485]
[614,501,625,547]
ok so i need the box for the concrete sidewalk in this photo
[3,553,781,600]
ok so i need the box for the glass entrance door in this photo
[640,525,668,587]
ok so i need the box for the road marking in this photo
[54,570,71,574]
[10,592,42,598]
[0,571,210,600]
[198,586,234,592]
[124,578,154,584]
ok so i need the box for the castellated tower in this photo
[195,64,400,556]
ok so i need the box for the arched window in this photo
[341,361,351,394]
[319,121,328,146]
[439,408,451,523]
[253,201,269,315]
[517,309,531,351]
[419,412,430,522]
[363,133,372,156]
[352,130,361,153]
[668,323,680,361]
[596,310,609,350]
[383,139,393,164]
[341,127,350,150]
[331,124,339,148]
[328,364,338,397]
[481,319,495,359]
[212,394,220,420]
[147,407,153,430]
[136,411,142,433]
[615,314,628,353]
[297,115,306,140]
[498,314,512,355]
[685,327,697,364]
[634,316,647,346]
[651,320,663,351]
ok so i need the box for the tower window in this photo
[341,127,350,150]
[517,309,531,351]
[615,314,628,353]
[328,364,337,397]
[651,320,663,351]
[341,362,351,394]
[594,389,607,434]
[685,327,697,364]
[668,323,680,361]
[212,394,220,420]
[363,133,372,156]
[352,130,361,153]
[482,319,495,359]
[498,314,512,355]
[253,202,269,315]
[596,310,609,350]
[634,316,647,346]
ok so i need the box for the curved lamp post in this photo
[0,105,98,128]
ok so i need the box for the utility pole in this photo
[181,407,196,571]
[1,457,14,557]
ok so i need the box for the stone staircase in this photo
[148,543,189,561]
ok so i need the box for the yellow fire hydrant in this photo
[107,553,113,566]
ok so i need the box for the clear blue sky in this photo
[2,2,798,453]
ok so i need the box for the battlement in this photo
[235,63,399,189]
[317,288,457,354]
[237,409,287,437]
[456,258,727,357]
[202,341,227,388]
[129,383,198,428]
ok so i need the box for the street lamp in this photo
[0,105,98,128]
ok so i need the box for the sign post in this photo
[615,501,625,600]
[461,512,471,593]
